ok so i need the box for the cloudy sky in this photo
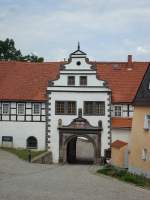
[0,0,150,61]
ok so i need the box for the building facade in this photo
[0,46,149,163]
[129,65,150,177]
[47,47,111,163]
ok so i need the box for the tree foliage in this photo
[0,38,44,62]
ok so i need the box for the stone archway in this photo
[58,114,102,164]
[65,134,96,164]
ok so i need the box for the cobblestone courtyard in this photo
[0,149,150,200]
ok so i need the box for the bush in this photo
[121,173,145,186]
[97,165,150,189]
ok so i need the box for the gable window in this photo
[68,76,75,86]
[2,103,10,115]
[144,114,150,130]
[55,101,76,115]
[80,76,87,86]
[142,148,148,161]
[33,103,40,115]
[114,105,122,117]
[84,101,105,116]
[17,103,25,115]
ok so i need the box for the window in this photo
[27,136,37,149]
[95,102,105,115]
[80,76,87,86]
[56,101,65,114]
[144,114,150,130]
[55,101,76,115]
[114,105,122,117]
[84,101,93,115]
[68,102,76,114]
[17,103,25,115]
[76,61,81,66]
[2,103,10,115]
[84,101,105,115]
[142,148,148,161]
[68,76,75,86]
[33,103,40,115]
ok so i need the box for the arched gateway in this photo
[58,110,102,164]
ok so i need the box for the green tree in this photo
[0,38,22,61]
[0,38,44,62]
[23,53,44,62]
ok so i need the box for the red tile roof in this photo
[112,117,132,129]
[96,62,148,103]
[111,140,128,148]
[0,61,60,101]
[0,61,148,102]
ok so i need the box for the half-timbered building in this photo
[0,45,149,163]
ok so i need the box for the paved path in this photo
[0,149,150,200]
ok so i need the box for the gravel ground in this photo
[0,149,150,200]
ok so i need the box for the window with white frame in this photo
[17,103,25,115]
[2,103,10,115]
[144,114,150,130]
[142,148,148,161]
[33,103,40,115]
[114,105,122,117]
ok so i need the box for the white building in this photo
[47,46,111,163]
[0,45,148,163]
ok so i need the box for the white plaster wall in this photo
[112,128,130,143]
[49,91,110,163]
[0,121,46,150]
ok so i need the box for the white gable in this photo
[64,47,92,70]
[48,45,110,89]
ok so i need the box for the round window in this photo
[76,61,81,66]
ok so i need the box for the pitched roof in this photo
[96,62,148,103]
[111,140,128,148]
[0,61,148,102]
[133,65,150,106]
[112,117,132,129]
[0,61,60,101]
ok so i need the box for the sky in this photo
[0,0,150,61]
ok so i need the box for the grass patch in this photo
[97,165,150,189]
[0,147,46,161]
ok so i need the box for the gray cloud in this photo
[0,0,150,61]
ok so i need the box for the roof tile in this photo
[0,61,148,102]
[111,140,128,148]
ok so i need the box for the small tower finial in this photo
[78,41,80,50]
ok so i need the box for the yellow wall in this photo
[111,145,127,168]
[129,107,150,173]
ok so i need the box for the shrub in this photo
[97,165,150,188]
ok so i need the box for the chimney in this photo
[128,55,132,65]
